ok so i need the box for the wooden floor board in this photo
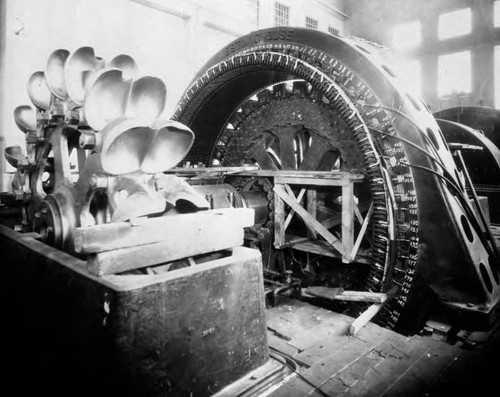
[341,338,432,396]
[265,298,499,397]
[382,343,460,397]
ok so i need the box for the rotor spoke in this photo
[299,138,331,170]
[246,140,278,170]
[276,126,299,169]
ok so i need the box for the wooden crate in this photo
[1,225,269,396]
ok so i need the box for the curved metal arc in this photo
[27,71,52,110]
[65,46,105,106]
[437,118,500,173]
[14,105,37,133]
[83,68,132,131]
[46,49,70,99]
[4,145,25,168]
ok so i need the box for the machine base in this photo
[1,226,269,396]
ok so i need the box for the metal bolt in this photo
[79,131,97,149]
[227,192,235,207]
[205,194,214,209]
[90,174,109,189]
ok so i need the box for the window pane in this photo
[305,16,318,29]
[438,51,471,97]
[439,8,471,40]
[495,46,500,108]
[274,1,289,26]
[394,59,421,97]
[392,20,421,49]
[328,26,340,36]
[495,1,500,27]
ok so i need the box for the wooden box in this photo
[1,226,269,396]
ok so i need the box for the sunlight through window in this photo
[495,1,500,27]
[495,46,500,108]
[439,8,471,40]
[392,20,421,49]
[438,51,471,97]
[393,58,421,97]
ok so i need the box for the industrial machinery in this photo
[2,27,500,395]
[169,27,500,333]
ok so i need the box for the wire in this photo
[368,126,448,173]
[365,103,499,259]
[399,160,499,259]
[268,347,330,397]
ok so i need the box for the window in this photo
[495,46,500,108]
[394,59,422,97]
[495,1,500,27]
[305,16,318,29]
[274,2,289,26]
[247,0,260,26]
[438,51,471,97]
[392,20,421,49]
[328,26,340,36]
[438,8,471,40]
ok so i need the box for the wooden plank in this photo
[276,176,352,186]
[74,208,254,254]
[320,353,385,395]
[306,189,318,239]
[87,219,245,275]
[306,286,388,303]
[274,184,349,258]
[345,337,432,397]
[235,169,365,181]
[349,303,385,336]
[274,183,286,248]
[296,331,390,391]
[287,314,353,352]
[283,187,306,231]
[349,286,398,335]
[350,201,374,260]
[341,184,354,263]
[383,340,461,397]
[266,332,302,358]
[284,184,317,239]
[289,238,371,264]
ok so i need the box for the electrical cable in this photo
[368,126,448,173]
[399,159,498,259]
[366,104,499,259]
[268,347,330,397]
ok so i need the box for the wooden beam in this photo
[305,286,389,303]
[276,176,354,187]
[341,184,354,264]
[350,201,374,260]
[74,208,254,254]
[274,184,348,258]
[348,286,399,335]
[87,217,245,275]
[235,169,365,182]
[284,184,317,239]
[321,214,342,229]
[283,188,307,231]
[274,183,286,248]
[290,239,371,264]
[349,302,385,336]
[306,189,318,240]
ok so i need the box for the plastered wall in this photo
[0,0,346,191]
